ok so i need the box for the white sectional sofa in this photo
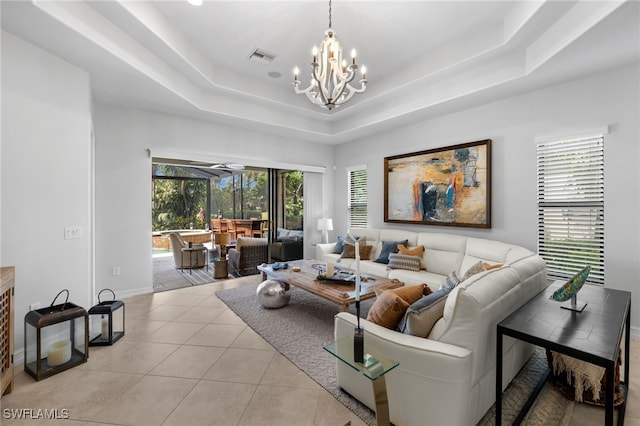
[315,228,548,426]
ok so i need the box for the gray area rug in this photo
[216,282,377,425]
[216,282,574,426]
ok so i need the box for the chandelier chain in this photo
[328,0,332,28]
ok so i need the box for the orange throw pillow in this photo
[483,262,503,270]
[398,245,426,270]
[367,284,431,329]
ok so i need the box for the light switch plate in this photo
[64,226,82,239]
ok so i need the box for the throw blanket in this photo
[551,351,604,402]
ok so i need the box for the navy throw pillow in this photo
[374,239,409,264]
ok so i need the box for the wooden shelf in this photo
[1,266,15,396]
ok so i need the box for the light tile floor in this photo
[2,277,639,426]
[2,278,366,426]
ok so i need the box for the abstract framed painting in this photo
[384,139,491,228]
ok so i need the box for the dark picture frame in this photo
[384,139,491,228]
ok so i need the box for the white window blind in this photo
[537,134,604,285]
[348,166,368,229]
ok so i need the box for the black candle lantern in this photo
[24,289,88,381]
[88,289,124,346]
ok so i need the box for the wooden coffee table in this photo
[257,259,402,312]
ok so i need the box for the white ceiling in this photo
[2,1,639,144]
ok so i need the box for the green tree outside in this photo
[153,166,303,231]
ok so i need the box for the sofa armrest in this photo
[335,312,471,372]
[315,243,336,260]
[334,312,474,426]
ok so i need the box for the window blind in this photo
[348,166,368,229]
[537,134,604,285]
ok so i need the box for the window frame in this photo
[347,165,368,229]
[536,132,605,285]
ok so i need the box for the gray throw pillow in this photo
[387,253,421,271]
[374,239,409,264]
[440,270,461,291]
[463,260,486,281]
[397,287,451,337]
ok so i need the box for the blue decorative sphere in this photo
[256,280,290,309]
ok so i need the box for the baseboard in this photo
[116,286,154,300]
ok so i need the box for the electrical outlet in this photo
[29,303,40,311]
[112,266,121,276]
[64,226,82,240]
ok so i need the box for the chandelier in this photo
[293,0,367,110]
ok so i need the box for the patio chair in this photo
[168,232,207,269]
[228,237,268,276]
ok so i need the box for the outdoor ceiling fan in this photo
[186,160,245,170]
[209,162,245,171]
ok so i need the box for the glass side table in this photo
[324,337,399,426]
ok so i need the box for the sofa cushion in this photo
[388,269,446,288]
[278,236,301,242]
[323,253,343,265]
[388,253,421,271]
[374,240,409,264]
[398,287,451,337]
[367,284,430,329]
[358,260,390,278]
[418,233,467,276]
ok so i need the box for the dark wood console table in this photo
[496,282,630,426]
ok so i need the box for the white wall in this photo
[5,28,638,354]
[92,104,153,298]
[1,32,93,354]
[92,103,336,296]
[335,63,640,328]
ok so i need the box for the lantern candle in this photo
[47,340,71,366]
[101,315,109,340]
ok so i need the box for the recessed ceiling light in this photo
[268,71,282,79]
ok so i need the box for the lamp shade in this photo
[214,233,231,246]
[317,218,333,231]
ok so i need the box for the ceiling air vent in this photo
[248,48,276,65]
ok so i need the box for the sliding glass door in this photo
[152,159,304,261]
